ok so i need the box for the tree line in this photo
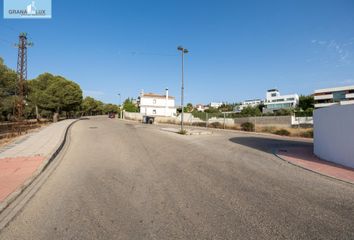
[0,58,120,122]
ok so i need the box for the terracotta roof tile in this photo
[142,93,175,99]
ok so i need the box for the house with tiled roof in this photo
[138,89,177,117]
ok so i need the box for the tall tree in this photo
[123,98,139,112]
[28,73,83,122]
[27,73,56,120]
[299,95,314,111]
[0,58,18,121]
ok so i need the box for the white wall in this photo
[140,97,175,107]
[140,106,176,117]
[314,104,354,168]
[139,96,176,117]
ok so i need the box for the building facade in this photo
[234,99,263,112]
[210,102,223,108]
[314,85,354,108]
[139,89,177,117]
[195,104,209,112]
[263,89,299,113]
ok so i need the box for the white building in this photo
[314,85,354,108]
[139,89,177,117]
[263,89,299,113]
[234,99,263,112]
[195,104,208,112]
[210,102,223,108]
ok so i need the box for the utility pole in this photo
[177,46,188,132]
[15,33,33,120]
[118,93,122,106]
[118,93,122,119]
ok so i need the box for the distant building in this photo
[263,89,299,113]
[210,102,223,108]
[314,85,354,108]
[234,99,263,112]
[195,104,209,112]
[138,89,176,117]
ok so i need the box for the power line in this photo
[0,38,13,45]
[0,23,20,33]
[118,51,178,57]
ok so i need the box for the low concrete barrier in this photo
[234,116,292,128]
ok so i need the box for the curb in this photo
[160,127,212,136]
[273,149,354,186]
[0,119,80,214]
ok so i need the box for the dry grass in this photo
[0,122,50,148]
[257,126,313,138]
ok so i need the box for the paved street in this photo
[0,117,353,239]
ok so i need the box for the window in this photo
[153,109,156,114]
[153,99,156,104]
[333,91,346,102]
[271,93,276,97]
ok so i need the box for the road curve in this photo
[1,117,353,239]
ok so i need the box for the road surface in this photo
[1,117,353,239]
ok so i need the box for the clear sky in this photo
[1,0,354,105]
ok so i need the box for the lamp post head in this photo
[177,46,189,53]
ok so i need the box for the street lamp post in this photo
[118,93,122,118]
[177,46,188,132]
[118,93,122,106]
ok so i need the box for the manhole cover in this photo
[89,127,98,129]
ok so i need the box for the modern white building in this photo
[210,102,223,108]
[314,85,354,108]
[234,99,263,112]
[263,89,299,113]
[138,89,177,117]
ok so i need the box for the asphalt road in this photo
[1,117,353,239]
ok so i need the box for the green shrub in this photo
[300,130,313,138]
[178,129,188,135]
[209,122,222,128]
[241,122,255,132]
[193,122,207,127]
[274,129,290,136]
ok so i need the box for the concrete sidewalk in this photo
[276,146,354,184]
[0,119,77,210]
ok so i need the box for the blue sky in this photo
[1,0,354,105]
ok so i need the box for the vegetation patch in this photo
[209,122,223,129]
[241,122,255,132]
[274,129,291,136]
[178,129,188,135]
[299,129,313,138]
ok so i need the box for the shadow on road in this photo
[229,136,313,154]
